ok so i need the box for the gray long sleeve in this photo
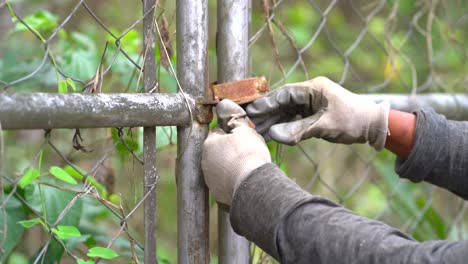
[230,163,468,263]
[396,108,468,199]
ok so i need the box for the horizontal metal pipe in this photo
[362,94,468,120]
[0,93,466,130]
[0,93,193,129]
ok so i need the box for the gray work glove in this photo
[202,100,271,206]
[246,77,390,150]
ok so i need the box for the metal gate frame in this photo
[1,0,468,263]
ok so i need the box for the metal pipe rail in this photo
[1,93,467,130]
[0,93,193,129]
[142,0,158,262]
[217,0,251,262]
[363,94,468,120]
[176,0,210,262]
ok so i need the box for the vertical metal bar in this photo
[143,0,157,263]
[217,0,251,263]
[176,0,210,263]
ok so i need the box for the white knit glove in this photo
[202,100,271,206]
[246,77,390,150]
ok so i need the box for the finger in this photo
[252,114,282,134]
[216,99,248,132]
[268,113,323,145]
[261,131,273,142]
[216,99,246,117]
[246,83,311,117]
[246,88,283,116]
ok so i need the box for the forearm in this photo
[385,109,416,160]
[395,108,468,200]
[230,163,468,263]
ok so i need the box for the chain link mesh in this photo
[249,1,467,261]
[0,0,178,262]
[1,0,467,263]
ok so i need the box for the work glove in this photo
[202,100,271,206]
[246,76,390,150]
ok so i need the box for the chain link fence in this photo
[249,1,467,261]
[1,0,181,263]
[1,0,467,263]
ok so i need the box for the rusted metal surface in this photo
[210,76,269,104]
[195,100,214,124]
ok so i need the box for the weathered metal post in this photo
[143,0,157,263]
[217,0,251,262]
[176,0,210,263]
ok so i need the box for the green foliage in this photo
[61,32,100,82]
[6,253,28,264]
[49,166,78,185]
[22,183,83,262]
[10,10,58,38]
[17,167,40,188]
[354,186,386,217]
[0,196,27,263]
[17,217,43,228]
[2,1,467,262]
[77,259,95,264]
[58,78,76,93]
[63,165,107,197]
[86,247,119,259]
[374,157,447,241]
[51,225,82,240]
[25,184,83,225]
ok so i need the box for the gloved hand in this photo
[202,100,271,206]
[246,76,390,150]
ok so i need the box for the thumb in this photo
[216,99,248,132]
[268,112,323,145]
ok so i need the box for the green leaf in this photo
[25,184,83,224]
[17,218,43,228]
[25,184,83,262]
[77,259,95,264]
[63,165,107,197]
[63,165,85,180]
[58,79,67,93]
[65,234,92,251]
[49,166,77,185]
[11,10,58,36]
[61,33,98,81]
[66,78,77,91]
[0,196,27,262]
[87,247,119,259]
[51,225,81,240]
[6,252,28,264]
[18,167,40,188]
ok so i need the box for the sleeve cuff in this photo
[395,108,448,182]
[229,163,311,260]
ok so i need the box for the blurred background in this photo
[1,0,467,263]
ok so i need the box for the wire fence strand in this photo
[250,3,467,262]
[0,0,467,263]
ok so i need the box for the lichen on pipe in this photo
[0,93,194,129]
